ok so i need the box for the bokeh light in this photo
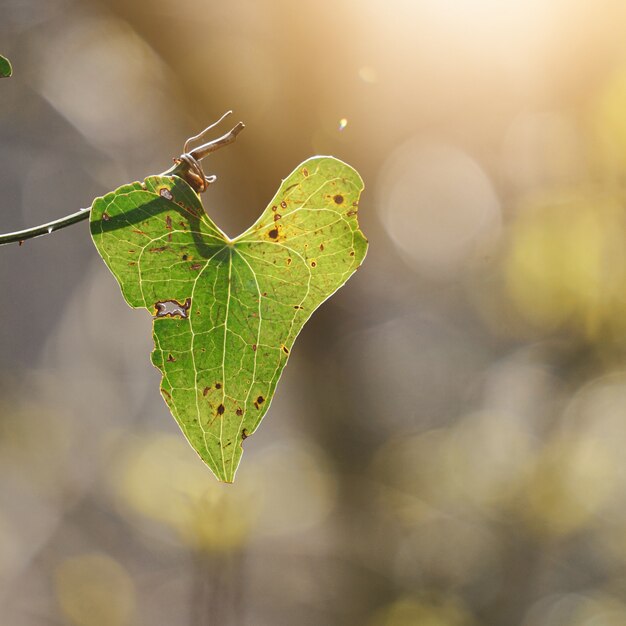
[55,553,135,626]
[378,139,501,280]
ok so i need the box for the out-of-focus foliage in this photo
[112,433,258,552]
[110,433,338,551]
[504,192,626,337]
[3,0,626,624]
[369,596,475,626]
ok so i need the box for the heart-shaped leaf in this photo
[90,156,367,481]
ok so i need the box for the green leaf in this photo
[0,55,12,78]
[90,156,367,482]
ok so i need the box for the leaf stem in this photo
[0,117,245,247]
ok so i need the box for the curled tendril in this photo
[174,111,244,193]
[175,152,217,192]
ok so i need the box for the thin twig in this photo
[0,208,91,246]
[0,117,244,247]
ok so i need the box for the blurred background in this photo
[2,0,626,624]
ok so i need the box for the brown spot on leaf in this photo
[159,188,174,201]
[350,251,355,256]
[271,205,277,212]
[319,243,324,251]
[333,194,344,204]
[102,212,110,221]
[273,213,282,221]
[217,404,225,416]
[311,261,317,267]
[190,263,202,270]
[167,354,176,362]
[280,201,287,209]
[302,167,309,176]
[294,305,304,310]
[236,408,243,416]
[150,246,168,253]
[242,429,249,440]
[286,258,292,265]
[268,228,279,240]
[346,210,357,216]
[282,345,289,354]
[252,344,257,352]
[182,254,188,261]
[215,382,222,389]
[256,395,264,405]
[203,386,210,396]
